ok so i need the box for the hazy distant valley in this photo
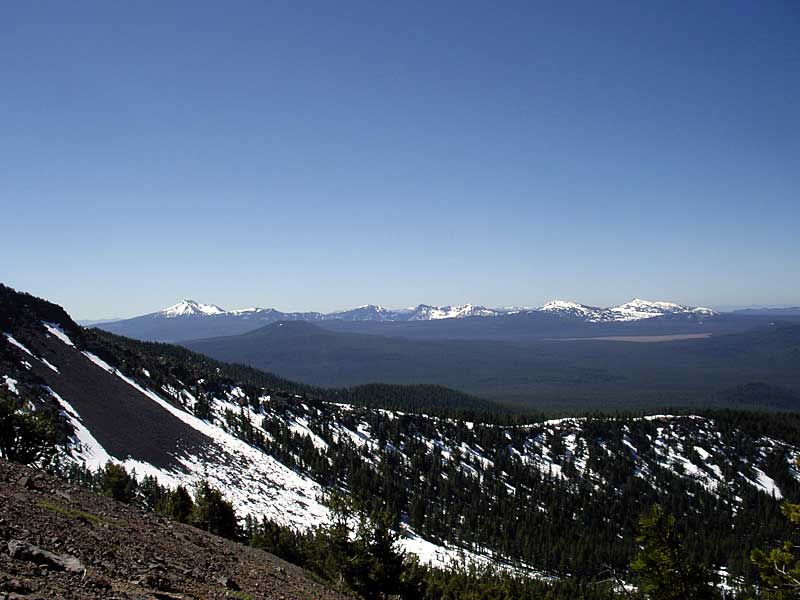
[93,298,800,411]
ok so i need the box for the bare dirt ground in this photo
[0,459,348,600]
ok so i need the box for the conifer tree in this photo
[193,392,213,421]
[138,475,168,511]
[190,480,238,539]
[164,485,194,523]
[631,504,716,600]
[99,462,137,503]
[353,509,406,600]
[751,464,800,599]
[0,395,56,465]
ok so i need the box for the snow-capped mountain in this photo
[405,303,501,321]
[161,299,226,317]
[537,298,716,323]
[607,298,716,321]
[537,300,605,321]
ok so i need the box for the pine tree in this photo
[631,504,717,600]
[164,485,194,523]
[190,480,238,539]
[0,395,56,465]
[99,462,137,503]
[193,392,213,421]
[751,467,800,599]
[138,475,168,511]
[353,509,406,600]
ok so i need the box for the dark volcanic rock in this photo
[0,459,347,600]
[6,540,84,573]
[218,575,241,590]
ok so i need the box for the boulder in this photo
[218,575,241,591]
[6,540,84,573]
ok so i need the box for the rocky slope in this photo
[0,459,347,600]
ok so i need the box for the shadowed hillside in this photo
[184,320,800,411]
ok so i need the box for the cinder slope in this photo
[0,459,347,600]
[22,329,212,471]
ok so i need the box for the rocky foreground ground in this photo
[0,460,348,600]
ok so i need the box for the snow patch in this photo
[749,467,782,499]
[43,322,75,346]
[4,334,34,357]
[40,357,60,373]
[48,387,111,470]
[3,375,19,394]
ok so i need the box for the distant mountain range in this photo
[537,298,715,322]
[98,298,718,342]
[151,299,523,322]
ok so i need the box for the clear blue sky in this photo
[2,1,798,319]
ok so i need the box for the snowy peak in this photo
[538,300,603,320]
[540,301,591,311]
[408,303,499,321]
[608,299,716,322]
[160,300,226,318]
[538,298,716,323]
